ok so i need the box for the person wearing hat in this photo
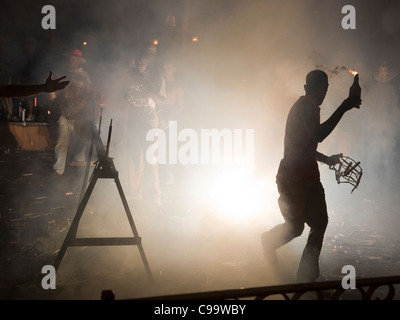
[52,49,99,176]
[64,49,86,70]
[260,70,361,283]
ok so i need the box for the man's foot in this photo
[261,232,278,265]
[296,248,320,283]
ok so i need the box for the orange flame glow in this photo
[348,69,358,76]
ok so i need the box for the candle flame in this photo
[348,69,358,76]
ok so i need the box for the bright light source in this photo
[153,39,159,46]
[348,68,358,76]
[192,36,199,43]
[206,165,268,219]
[83,41,87,46]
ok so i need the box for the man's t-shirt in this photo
[123,67,165,109]
[276,96,320,184]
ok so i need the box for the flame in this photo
[348,69,358,76]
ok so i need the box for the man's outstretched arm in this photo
[0,72,69,98]
[317,96,361,143]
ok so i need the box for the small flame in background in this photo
[348,69,358,76]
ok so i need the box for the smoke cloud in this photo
[1,0,400,299]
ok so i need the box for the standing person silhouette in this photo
[261,70,361,283]
[52,49,98,176]
[122,46,165,210]
[156,59,184,186]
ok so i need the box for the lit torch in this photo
[348,68,361,109]
[348,69,358,76]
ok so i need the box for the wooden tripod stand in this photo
[53,119,154,283]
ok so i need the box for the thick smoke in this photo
[1,0,400,299]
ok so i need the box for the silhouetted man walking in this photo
[261,70,361,282]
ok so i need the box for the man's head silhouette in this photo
[304,70,329,106]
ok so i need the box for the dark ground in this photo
[1,149,400,300]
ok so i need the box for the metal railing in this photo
[132,275,400,300]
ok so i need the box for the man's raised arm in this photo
[317,96,361,142]
[0,72,69,98]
